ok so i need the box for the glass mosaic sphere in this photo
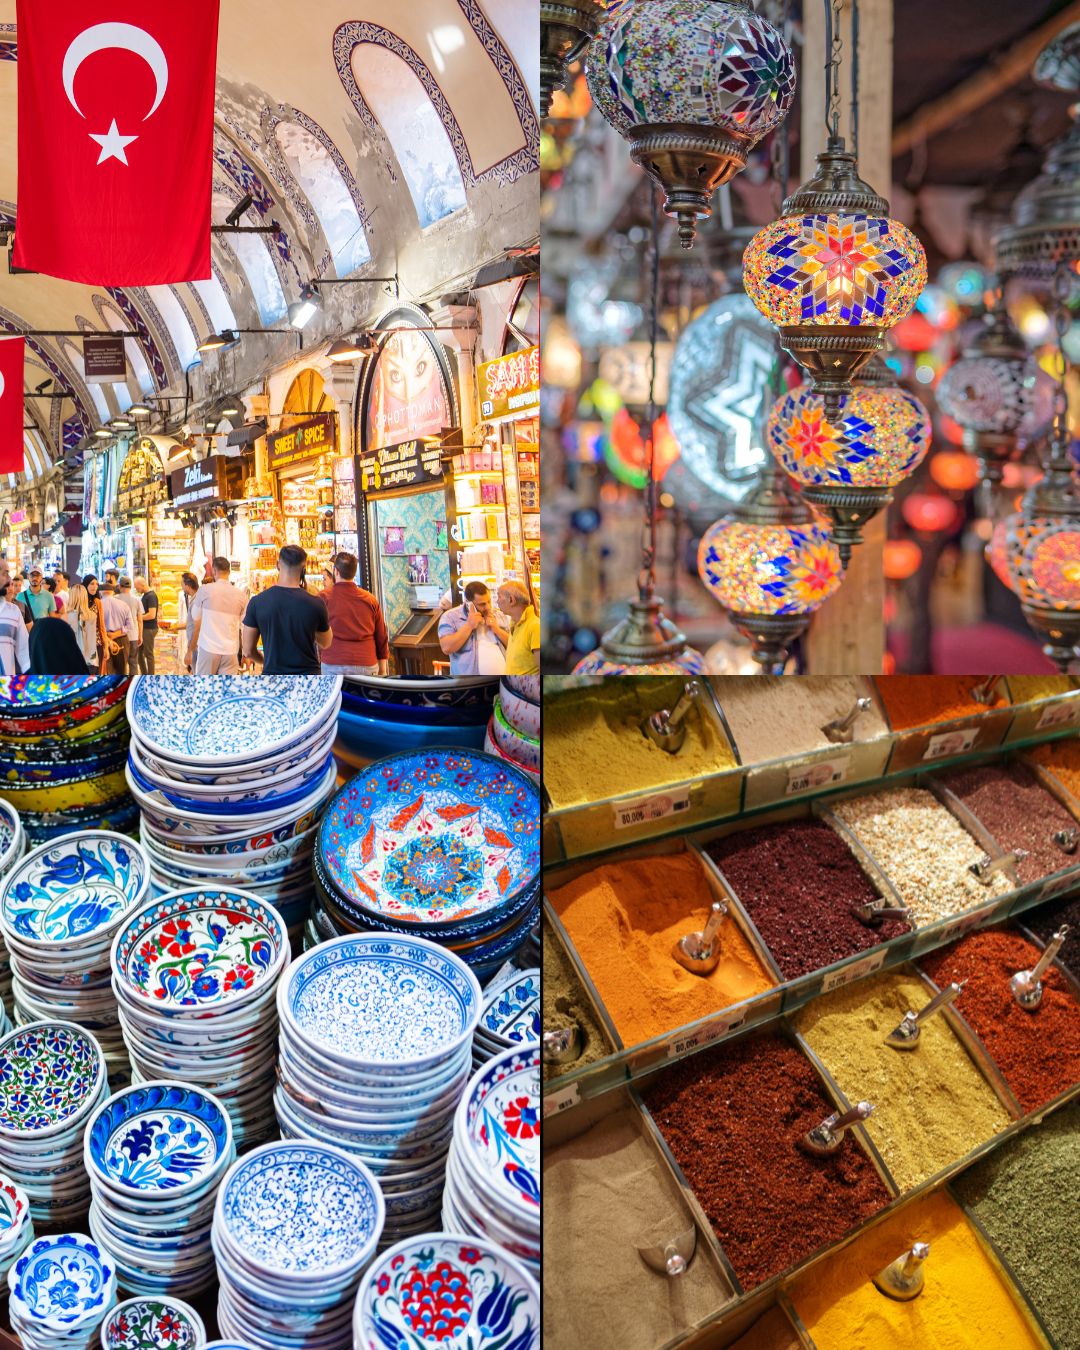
[768,382,932,489]
[992,512,1080,612]
[698,518,842,616]
[586,0,796,141]
[743,213,927,330]
[572,648,707,675]
[936,354,1036,434]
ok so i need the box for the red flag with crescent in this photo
[13,0,220,284]
[0,341,24,475]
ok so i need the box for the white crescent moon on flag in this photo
[62,23,169,122]
[0,373,5,402]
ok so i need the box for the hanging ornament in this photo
[766,357,931,564]
[540,1,608,118]
[586,0,796,249]
[935,298,1037,488]
[743,0,926,420]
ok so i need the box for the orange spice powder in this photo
[548,851,776,1048]
[874,676,1007,731]
[1025,737,1080,804]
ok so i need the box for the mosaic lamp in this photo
[935,301,1037,488]
[540,0,608,117]
[767,358,932,565]
[586,0,796,249]
[698,447,843,673]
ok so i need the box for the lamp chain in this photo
[824,0,844,147]
[850,0,860,160]
[639,188,662,602]
[770,0,793,207]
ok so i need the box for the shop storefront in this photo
[111,437,168,580]
[264,409,338,590]
[476,345,540,603]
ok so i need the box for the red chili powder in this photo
[921,929,1080,1113]
[874,676,1007,731]
[642,1034,891,1289]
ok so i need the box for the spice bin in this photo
[873,675,1015,774]
[1002,675,1080,744]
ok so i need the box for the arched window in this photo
[272,121,370,276]
[351,45,467,228]
[213,192,288,325]
[146,287,201,370]
[192,277,236,334]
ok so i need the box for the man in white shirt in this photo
[53,571,69,611]
[117,577,142,676]
[100,581,138,675]
[187,556,248,675]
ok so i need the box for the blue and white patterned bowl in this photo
[128,759,338,835]
[453,1046,540,1228]
[129,737,332,805]
[7,1231,116,1330]
[476,971,540,1046]
[127,677,342,767]
[353,1233,540,1350]
[127,754,336,817]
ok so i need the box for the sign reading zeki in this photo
[169,457,227,509]
[266,412,336,471]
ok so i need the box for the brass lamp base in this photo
[800,485,894,568]
[1022,604,1080,672]
[629,123,754,249]
[778,325,884,421]
[729,611,810,674]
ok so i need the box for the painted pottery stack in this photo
[472,966,540,1070]
[0,677,135,846]
[0,1171,33,1303]
[100,1296,207,1350]
[0,832,151,1086]
[212,1140,384,1350]
[352,1234,541,1350]
[125,677,342,946]
[0,798,26,1010]
[484,675,540,785]
[110,888,290,1148]
[443,1045,540,1278]
[275,934,480,1250]
[335,677,496,773]
[311,748,541,983]
[8,1232,117,1350]
[85,1082,235,1299]
[0,1021,107,1225]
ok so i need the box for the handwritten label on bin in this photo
[1037,700,1079,731]
[923,727,979,761]
[543,1083,580,1118]
[613,789,691,831]
[786,755,851,796]
[668,1011,746,1060]
[821,950,886,994]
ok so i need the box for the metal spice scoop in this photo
[822,696,873,744]
[1053,828,1080,854]
[851,898,912,928]
[637,1226,697,1278]
[672,901,727,976]
[971,675,1003,705]
[873,1243,930,1301]
[642,681,699,754]
[1009,926,1070,1011]
[885,982,965,1051]
[798,1101,874,1158]
[969,848,1027,884]
[543,1025,583,1064]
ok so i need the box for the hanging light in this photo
[540,0,607,118]
[766,357,931,564]
[586,0,796,249]
[743,0,926,417]
[935,297,1037,488]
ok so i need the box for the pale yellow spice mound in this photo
[1006,676,1075,703]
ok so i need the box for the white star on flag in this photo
[89,119,138,166]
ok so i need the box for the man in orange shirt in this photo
[321,552,390,678]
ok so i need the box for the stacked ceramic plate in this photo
[473,967,540,1070]
[353,1233,541,1350]
[0,678,134,846]
[85,1082,235,1299]
[335,678,496,771]
[484,685,540,786]
[100,1296,207,1350]
[0,1171,32,1300]
[0,798,26,1009]
[212,1140,384,1350]
[125,677,342,944]
[443,1045,540,1277]
[312,748,541,983]
[275,933,480,1248]
[0,831,150,1085]
[110,888,290,1147]
[8,1233,117,1350]
[0,1021,107,1224]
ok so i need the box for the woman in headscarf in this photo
[82,574,108,673]
[28,613,91,674]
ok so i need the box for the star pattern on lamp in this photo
[700,17,797,127]
[764,214,916,323]
[692,334,775,476]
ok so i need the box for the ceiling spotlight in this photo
[128,402,151,417]
[225,193,255,227]
[34,378,52,394]
[219,397,243,418]
[326,332,380,363]
[94,427,112,440]
[197,330,240,353]
[289,283,321,331]
[109,417,134,430]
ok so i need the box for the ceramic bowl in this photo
[498,680,541,739]
[334,708,489,764]
[100,1297,206,1350]
[129,760,338,835]
[339,688,492,728]
[128,739,333,806]
[0,1022,106,1141]
[126,755,336,819]
[502,674,539,705]
[477,970,540,1046]
[0,676,118,717]
[483,719,539,786]
[453,1045,539,1227]
[341,676,497,710]
[490,702,540,774]
[134,715,338,787]
[8,1232,116,1330]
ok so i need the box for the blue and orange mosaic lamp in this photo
[586,0,796,248]
[767,358,933,564]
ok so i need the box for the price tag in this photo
[667,1011,746,1060]
[1039,868,1077,903]
[613,789,691,831]
[543,1083,580,1117]
[938,909,986,947]
[786,755,851,796]
[923,727,979,761]
[1037,700,1079,731]
[821,950,886,994]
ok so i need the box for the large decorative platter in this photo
[86,1082,232,1198]
[354,1235,539,1350]
[8,1232,116,1329]
[101,1297,206,1350]
[112,889,288,1014]
[0,676,116,715]
[279,935,480,1069]
[318,750,539,928]
[0,682,128,739]
[215,1142,383,1280]
[1,832,149,947]
[0,1022,104,1136]
[127,676,342,765]
[455,1046,539,1223]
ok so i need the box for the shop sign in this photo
[358,438,444,493]
[478,347,540,420]
[83,335,127,383]
[266,413,336,471]
[8,510,27,529]
[116,438,166,514]
[169,457,228,509]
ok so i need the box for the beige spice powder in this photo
[712,676,887,763]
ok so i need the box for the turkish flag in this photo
[0,342,24,475]
[13,0,220,285]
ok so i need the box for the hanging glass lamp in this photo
[540,1,608,117]
[572,590,707,674]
